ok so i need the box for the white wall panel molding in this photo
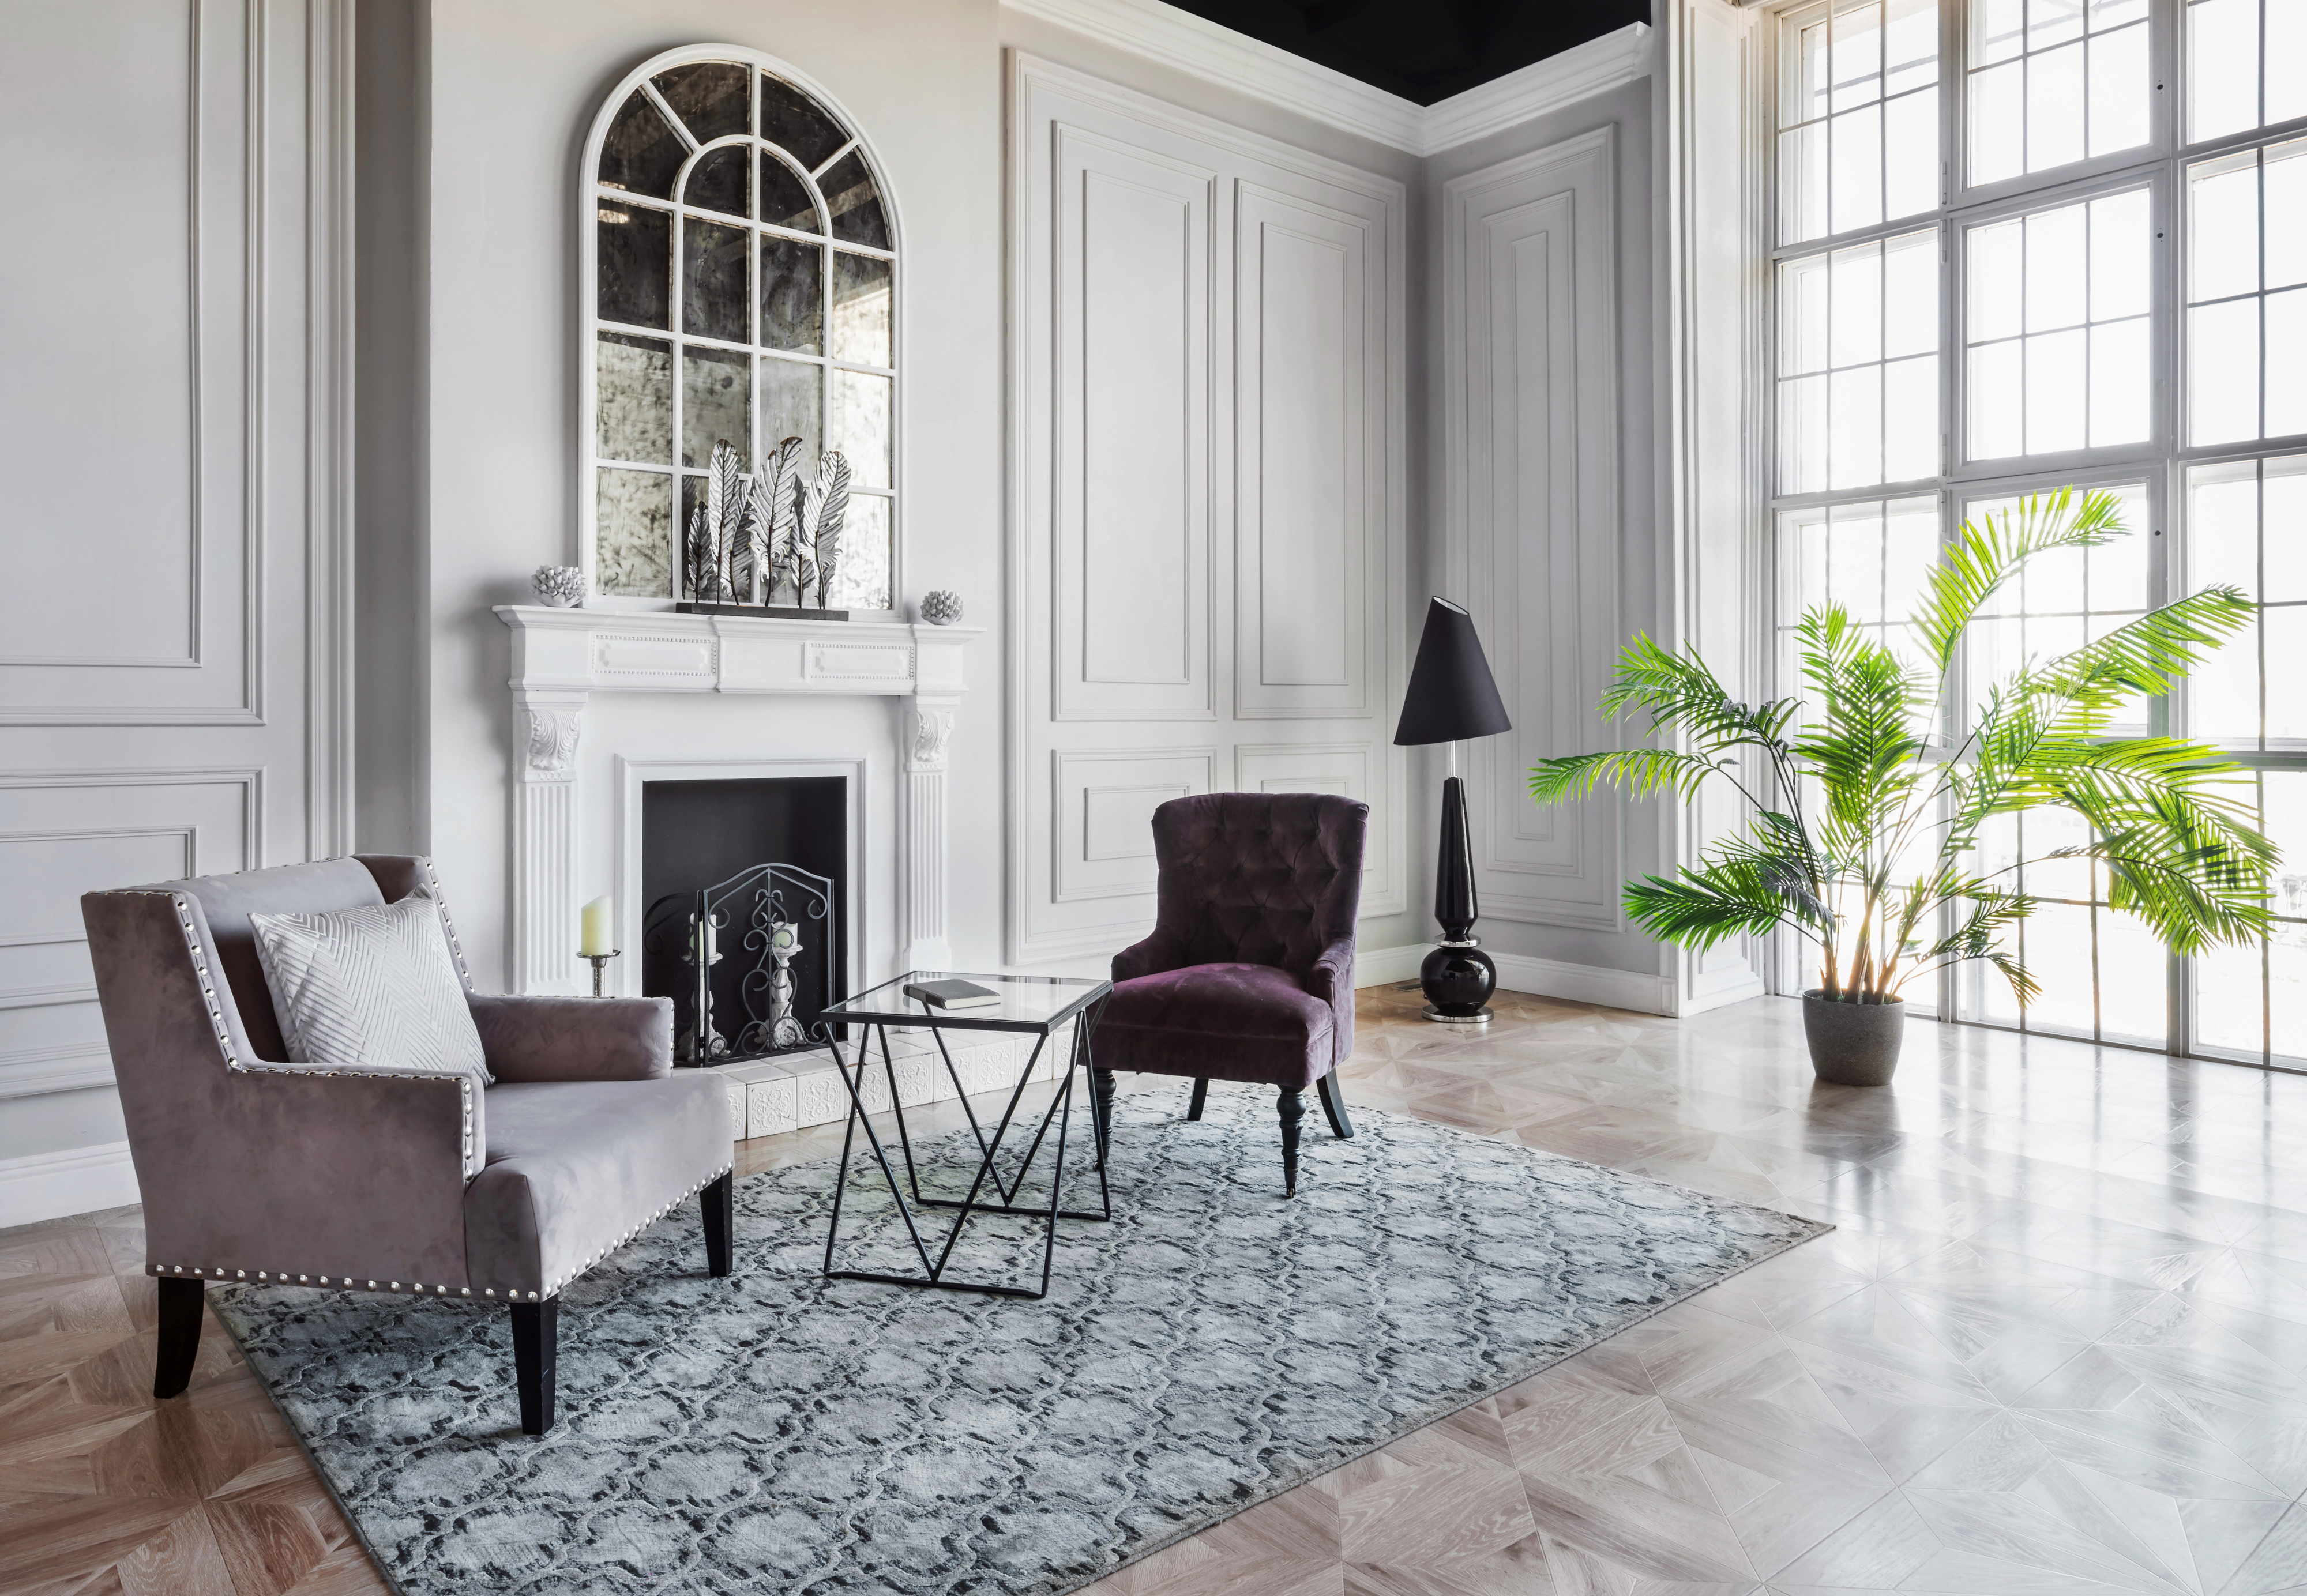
[1009,52,1408,963]
[0,767,262,1097]
[1442,128,1625,935]
[0,1142,140,1230]
[1233,184,1379,723]
[0,0,344,733]
[1052,747,1216,908]
[0,1044,119,1102]
[1233,740,1395,910]
[1051,125,1215,722]
[1005,0,1650,158]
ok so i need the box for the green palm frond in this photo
[1528,749,1729,806]
[1530,480,2275,1007]
[1622,861,1800,951]
[1910,488,2124,672]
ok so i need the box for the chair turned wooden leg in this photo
[1316,1070,1354,1139]
[1278,1087,1305,1197]
[512,1300,557,1436]
[154,1277,204,1399]
[702,1169,735,1278]
[1185,1077,1210,1121]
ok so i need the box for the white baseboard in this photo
[1356,944,1676,1016]
[1353,944,1427,988]
[0,1141,140,1230]
[1490,951,1673,1016]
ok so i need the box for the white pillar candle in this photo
[580,895,614,958]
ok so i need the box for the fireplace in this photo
[495,604,979,1001]
[640,777,848,1063]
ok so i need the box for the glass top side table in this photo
[815,970,1114,1300]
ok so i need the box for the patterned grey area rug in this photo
[212,1081,1828,1596]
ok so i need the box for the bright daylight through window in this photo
[1768,0,2307,1063]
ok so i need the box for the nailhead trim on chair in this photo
[148,1164,737,1306]
[411,856,478,993]
[117,886,484,1179]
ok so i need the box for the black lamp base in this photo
[1421,941,1496,1023]
[1421,774,1496,1023]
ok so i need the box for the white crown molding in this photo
[1419,24,1654,155]
[1002,0,1651,157]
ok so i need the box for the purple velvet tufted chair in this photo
[79,856,735,1436]
[1098,793,1367,1195]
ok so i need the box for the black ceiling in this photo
[1161,0,1652,107]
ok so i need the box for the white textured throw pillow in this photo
[249,891,491,1082]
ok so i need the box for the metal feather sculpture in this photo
[711,441,747,600]
[804,451,851,609]
[683,495,719,603]
[763,436,809,607]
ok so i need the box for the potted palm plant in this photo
[1530,490,2275,1086]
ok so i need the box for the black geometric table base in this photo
[821,993,1112,1301]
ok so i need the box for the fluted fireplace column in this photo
[513,689,587,995]
[904,697,957,971]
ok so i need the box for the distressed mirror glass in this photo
[588,58,895,609]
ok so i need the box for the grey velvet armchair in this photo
[79,855,735,1436]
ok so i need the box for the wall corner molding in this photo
[1417,25,1653,155]
[1004,0,1650,156]
[0,1142,139,1229]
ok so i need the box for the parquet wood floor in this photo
[9,985,2307,1595]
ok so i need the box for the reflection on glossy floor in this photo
[10,985,2307,1595]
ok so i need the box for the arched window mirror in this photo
[581,48,896,610]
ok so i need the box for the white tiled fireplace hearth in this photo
[495,605,983,1001]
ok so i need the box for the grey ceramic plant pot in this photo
[1801,990,1905,1086]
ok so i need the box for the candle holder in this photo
[578,950,621,998]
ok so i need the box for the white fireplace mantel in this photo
[494,605,985,994]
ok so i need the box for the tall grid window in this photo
[1767,0,2307,1066]
[582,55,896,610]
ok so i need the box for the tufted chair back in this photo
[1149,793,1367,975]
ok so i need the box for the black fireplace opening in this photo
[640,776,848,1064]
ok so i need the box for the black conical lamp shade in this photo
[1395,598,1511,1025]
[1394,598,1511,746]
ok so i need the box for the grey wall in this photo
[356,0,425,856]
[418,0,1006,988]
[997,7,1431,965]
[1418,77,1663,980]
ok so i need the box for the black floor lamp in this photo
[1394,598,1512,1025]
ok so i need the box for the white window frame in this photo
[1759,0,2307,1064]
[575,43,904,614]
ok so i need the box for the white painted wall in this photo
[0,0,352,1213]
[1420,77,1673,1008]
[1000,8,1429,968]
[417,0,1006,988]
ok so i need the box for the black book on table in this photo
[903,978,1001,1010]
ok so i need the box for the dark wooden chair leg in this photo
[1185,1077,1210,1121]
[1316,1070,1354,1139]
[153,1277,204,1399]
[702,1169,734,1278]
[1092,1066,1117,1168]
[1278,1087,1305,1197]
[512,1299,557,1436]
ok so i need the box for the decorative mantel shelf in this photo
[494,605,984,995]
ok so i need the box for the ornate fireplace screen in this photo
[584,52,896,610]
[642,863,837,1063]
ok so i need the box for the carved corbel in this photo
[519,695,585,781]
